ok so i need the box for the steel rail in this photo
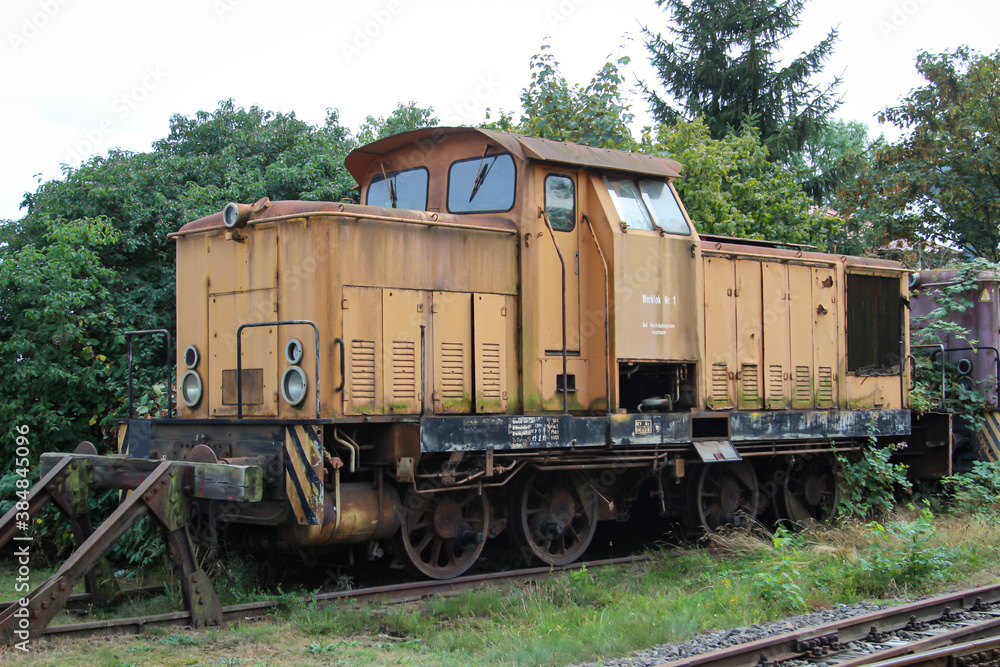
[0,585,165,614]
[33,555,649,641]
[835,615,1000,667]
[653,582,1000,667]
[859,635,1000,667]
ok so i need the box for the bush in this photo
[851,507,952,594]
[751,528,807,611]
[836,444,911,519]
[942,461,1000,517]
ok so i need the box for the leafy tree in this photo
[788,118,871,207]
[501,47,831,245]
[846,48,1000,261]
[643,0,841,162]
[516,43,637,150]
[355,102,439,145]
[1,100,364,461]
[0,217,121,459]
[643,118,838,245]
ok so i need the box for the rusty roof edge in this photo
[701,238,907,270]
[344,127,528,183]
[170,200,517,238]
[510,134,683,178]
[345,127,684,182]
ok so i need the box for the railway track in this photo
[654,582,1000,667]
[7,554,648,641]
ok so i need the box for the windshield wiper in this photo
[468,145,495,203]
[379,163,397,208]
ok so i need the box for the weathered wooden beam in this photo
[39,454,263,503]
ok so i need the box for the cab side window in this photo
[605,176,691,235]
[545,174,575,231]
[605,176,655,231]
[367,167,429,210]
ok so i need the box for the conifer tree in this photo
[644,0,841,162]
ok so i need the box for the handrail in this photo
[931,345,1000,409]
[419,326,426,417]
[582,214,612,416]
[911,343,946,408]
[169,209,518,238]
[237,320,320,419]
[541,212,568,414]
[333,338,345,393]
[124,329,172,419]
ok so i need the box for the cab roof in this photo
[345,127,683,182]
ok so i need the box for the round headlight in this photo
[223,202,241,228]
[285,338,304,365]
[180,370,203,407]
[957,358,974,376]
[281,366,308,406]
[183,345,199,369]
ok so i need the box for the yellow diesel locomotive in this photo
[110,126,915,580]
[8,126,952,641]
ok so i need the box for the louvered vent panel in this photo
[480,342,501,399]
[712,363,729,403]
[440,342,465,398]
[741,364,759,401]
[350,340,376,399]
[768,365,784,401]
[391,341,416,399]
[818,366,834,404]
[794,366,811,403]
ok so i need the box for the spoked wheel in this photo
[690,461,759,532]
[398,486,489,579]
[510,469,598,566]
[779,456,839,526]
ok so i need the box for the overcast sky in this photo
[1,0,996,222]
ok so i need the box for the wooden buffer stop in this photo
[0,442,262,643]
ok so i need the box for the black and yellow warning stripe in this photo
[284,425,324,525]
[976,411,1000,463]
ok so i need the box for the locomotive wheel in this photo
[691,461,759,532]
[779,456,839,526]
[398,486,489,580]
[510,469,598,566]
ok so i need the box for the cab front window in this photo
[447,153,516,213]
